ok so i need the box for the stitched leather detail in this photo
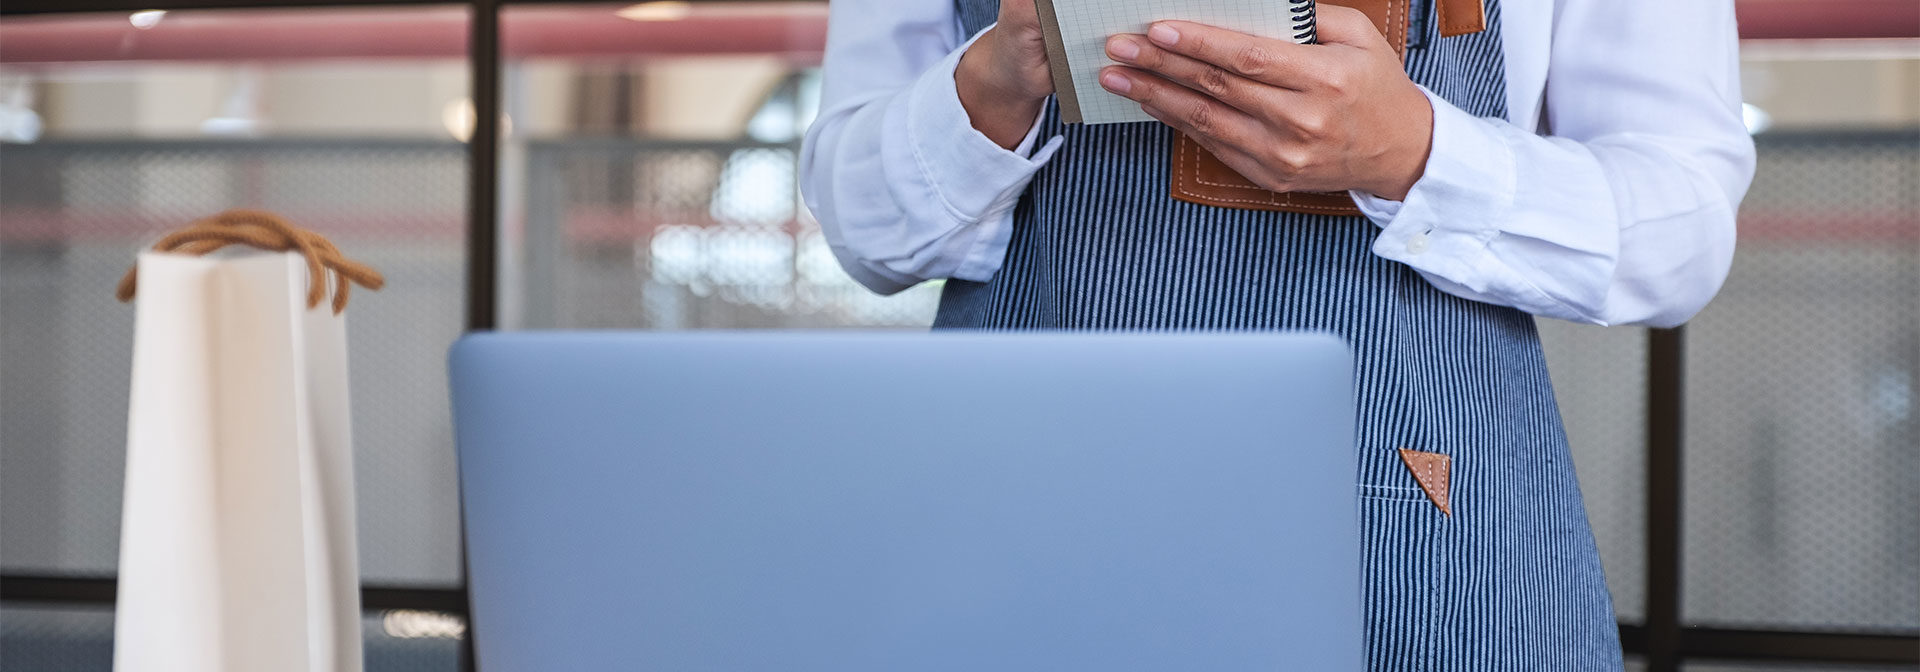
[1387,0,1407,63]
[1171,133,1368,213]
[1171,134,1364,211]
[1436,0,1487,38]
[1184,136,1274,192]
[1397,448,1453,516]
[1167,0,1405,216]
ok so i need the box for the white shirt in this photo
[799,0,1757,327]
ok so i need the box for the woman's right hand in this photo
[955,1,1056,149]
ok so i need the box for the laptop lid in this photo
[450,332,1361,671]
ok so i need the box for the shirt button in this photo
[1406,233,1431,256]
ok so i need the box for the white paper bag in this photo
[116,250,363,672]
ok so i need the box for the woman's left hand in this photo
[1099,5,1433,201]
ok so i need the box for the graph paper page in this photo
[1045,0,1310,125]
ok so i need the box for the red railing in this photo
[0,4,828,64]
[1736,0,1920,40]
[0,1,1907,64]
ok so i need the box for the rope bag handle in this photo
[116,209,385,315]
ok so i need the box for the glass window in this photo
[0,604,464,672]
[498,1,938,331]
[1540,321,1650,622]
[0,6,470,587]
[1684,665,1920,672]
[1543,41,1920,632]
[0,605,114,672]
[364,610,465,672]
[1681,43,1919,631]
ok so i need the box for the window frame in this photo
[0,1,1914,670]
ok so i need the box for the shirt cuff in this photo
[1357,86,1517,283]
[902,25,1063,280]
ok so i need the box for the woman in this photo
[800,0,1754,667]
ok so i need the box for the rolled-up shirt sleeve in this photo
[1353,0,1756,328]
[801,0,1062,295]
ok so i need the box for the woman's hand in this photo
[956,1,1056,150]
[1098,6,1433,201]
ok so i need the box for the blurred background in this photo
[0,1,1913,670]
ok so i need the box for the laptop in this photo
[450,332,1362,671]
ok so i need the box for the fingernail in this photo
[1148,23,1180,46]
[1100,70,1132,94]
[1107,36,1141,62]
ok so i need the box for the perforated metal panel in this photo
[1685,664,1918,672]
[508,138,941,331]
[0,605,114,672]
[0,140,468,586]
[1539,320,1650,622]
[363,612,465,672]
[0,605,465,671]
[1682,131,1920,631]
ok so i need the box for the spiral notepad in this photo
[1036,0,1317,125]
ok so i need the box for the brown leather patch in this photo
[1437,0,1488,38]
[1169,135,1364,214]
[1397,448,1453,516]
[1344,0,1413,55]
[1168,0,1410,215]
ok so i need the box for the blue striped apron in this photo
[939,2,1623,668]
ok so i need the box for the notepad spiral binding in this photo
[1289,0,1318,44]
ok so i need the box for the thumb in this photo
[1312,5,1388,48]
[1001,0,1040,28]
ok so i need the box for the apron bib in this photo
[939,1,1622,668]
